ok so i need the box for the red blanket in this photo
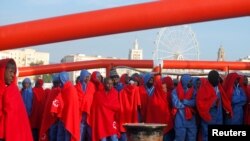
[175,82,194,120]
[60,82,80,141]
[197,79,232,122]
[119,85,141,132]
[138,86,148,122]
[39,87,61,141]
[145,79,173,134]
[30,86,46,129]
[75,81,95,124]
[90,87,120,141]
[0,58,33,141]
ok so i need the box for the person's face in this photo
[4,64,16,86]
[105,79,113,91]
[243,76,248,86]
[162,83,167,93]
[84,75,90,83]
[112,75,119,84]
[187,79,193,88]
[196,79,201,89]
[96,74,102,82]
[134,81,139,86]
[23,82,30,89]
[146,77,154,88]
[234,78,240,86]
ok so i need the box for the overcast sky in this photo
[1,0,250,63]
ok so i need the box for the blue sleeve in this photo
[231,88,247,106]
[171,89,185,109]
[183,97,196,107]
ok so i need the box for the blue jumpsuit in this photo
[79,70,92,141]
[21,78,33,116]
[171,74,197,141]
[224,85,247,125]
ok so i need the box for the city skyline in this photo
[1,0,250,63]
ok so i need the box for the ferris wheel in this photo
[153,25,199,63]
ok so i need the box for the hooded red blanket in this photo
[30,84,46,129]
[60,81,80,141]
[0,58,33,141]
[75,81,95,124]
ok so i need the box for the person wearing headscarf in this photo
[21,78,33,117]
[30,78,46,141]
[171,74,197,141]
[162,76,174,108]
[196,70,232,141]
[39,74,61,141]
[50,72,80,141]
[75,70,95,141]
[90,71,103,91]
[161,76,175,141]
[223,72,247,125]
[137,73,153,122]
[90,77,120,141]
[0,58,33,141]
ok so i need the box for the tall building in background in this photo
[217,45,225,61]
[0,49,49,67]
[129,39,143,60]
[61,54,127,83]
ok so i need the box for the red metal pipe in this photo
[162,60,250,70]
[18,59,250,77]
[1,0,250,50]
[18,60,153,77]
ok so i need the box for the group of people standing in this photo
[1,58,250,141]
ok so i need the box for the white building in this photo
[0,49,49,67]
[128,39,143,60]
[236,56,250,75]
[61,54,127,83]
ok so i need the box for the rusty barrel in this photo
[123,123,167,141]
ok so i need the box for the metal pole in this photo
[1,0,250,50]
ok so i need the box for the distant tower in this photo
[217,45,225,61]
[129,39,143,60]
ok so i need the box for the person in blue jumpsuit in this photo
[21,78,33,117]
[171,74,197,141]
[224,73,247,125]
[199,70,226,141]
[79,69,92,141]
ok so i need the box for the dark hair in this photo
[208,70,220,87]
[104,77,113,84]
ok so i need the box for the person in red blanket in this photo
[223,72,247,125]
[118,77,141,141]
[171,74,197,141]
[196,70,232,141]
[30,78,46,141]
[90,77,120,141]
[239,75,250,125]
[39,74,61,141]
[161,76,175,141]
[76,69,95,141]
[51,71,80,141]
[0,58,33,141]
